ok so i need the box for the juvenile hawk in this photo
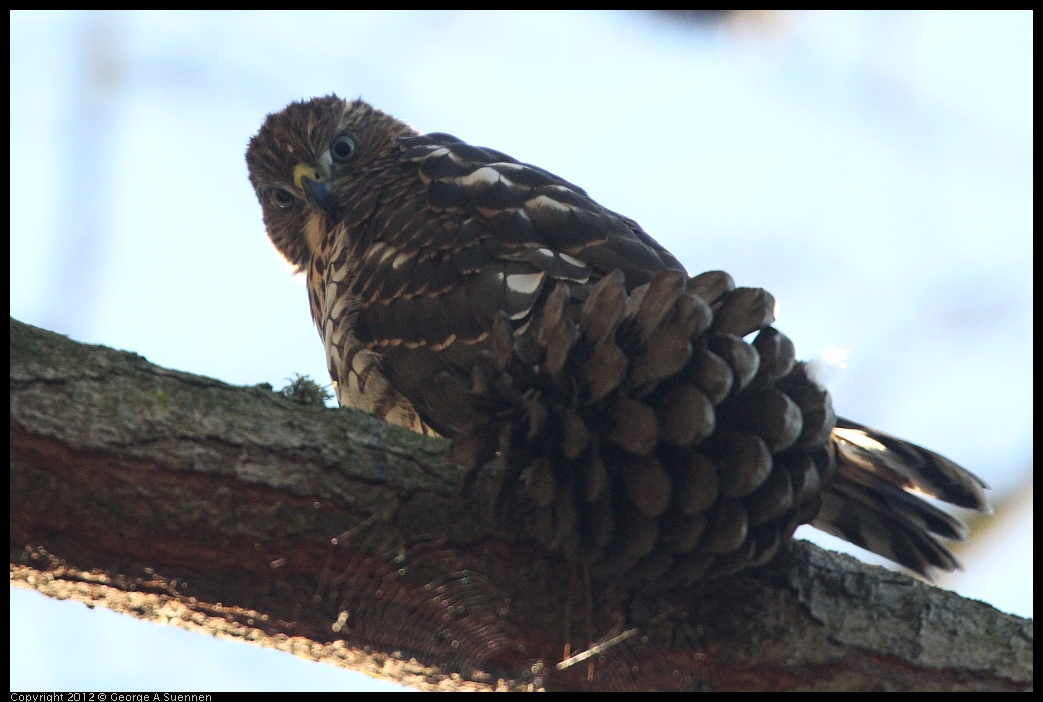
[246,96,988,589]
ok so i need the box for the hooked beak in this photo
[293,163,332,211]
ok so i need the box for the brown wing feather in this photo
[348,133,687,434]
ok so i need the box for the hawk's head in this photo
[246,95,415,271]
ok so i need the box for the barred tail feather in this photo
[815,420,990,578]
[831,418,990,510]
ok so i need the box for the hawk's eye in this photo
[330,134,358,164]
[268,187,296,209]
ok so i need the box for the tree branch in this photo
[10,318,1031,691]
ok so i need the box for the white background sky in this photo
[10,10,1032,692]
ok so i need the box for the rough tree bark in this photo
[9,318,1032,691]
